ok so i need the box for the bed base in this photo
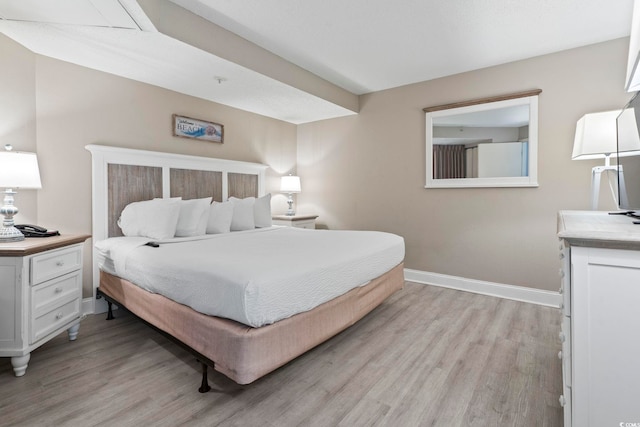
[98,290,214,393]
[97,263,404,386]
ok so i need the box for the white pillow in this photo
[206,201,234,234]
[118,198,181,240]
[175,197,212,237]
[229,197,256,231]
[254,193,272,228]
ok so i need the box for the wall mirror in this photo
[424,89,541,188]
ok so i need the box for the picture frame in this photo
[172,114,224,143]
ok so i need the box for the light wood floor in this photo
[0,282,563,427]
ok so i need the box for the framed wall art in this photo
[173,114,224,143]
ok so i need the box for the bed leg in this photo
[198,361,211,393]
[106,301,114,320]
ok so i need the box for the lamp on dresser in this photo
[0,144,42,242]
[572,110,640,209]
[280,174,301,216]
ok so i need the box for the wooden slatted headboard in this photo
[86,144,268,311]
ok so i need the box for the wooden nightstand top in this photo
[272,214,318,222]
[0,234,90,257]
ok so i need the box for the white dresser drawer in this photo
[31,245,82,285]
[559,243,571,317]
[32,271,81,315]
[560,384,572,427]
[560,315,572,387]
[31,298,80,344]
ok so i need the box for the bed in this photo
[87,144,405,388]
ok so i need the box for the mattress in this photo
[95,227,405,327]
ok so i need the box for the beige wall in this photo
[297,38,632,292]
[0,34,297,298]
[2,32,633,297]
[0,36,38,225]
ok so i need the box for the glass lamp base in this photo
[286,194,295,216]
[0,225,25,242]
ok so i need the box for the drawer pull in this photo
[54,287,63,293]
[55,312,63,320]
[56,260,65,267]
[559,395,566,407]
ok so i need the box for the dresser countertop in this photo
[558,210,640,250]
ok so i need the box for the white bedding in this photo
[95,227,404,327]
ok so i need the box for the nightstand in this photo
[272,214,318,229]
[0,234,89,376]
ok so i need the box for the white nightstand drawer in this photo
[0,234,88,377]
[31,298,80,343]
[32,271,81,314]
[31,245,82,285]
[272,215,318,229]
[291,220,315,229]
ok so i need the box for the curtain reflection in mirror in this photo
[433,145,465,179]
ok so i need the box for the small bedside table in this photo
[272,214,318,229]
[0,234,90,377]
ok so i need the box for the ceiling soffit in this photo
[0,0,357,124]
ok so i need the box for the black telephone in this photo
[15,224,60,238]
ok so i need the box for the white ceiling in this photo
[0,0,635,123]
[173,0,636,94]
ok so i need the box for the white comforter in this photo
[95,227,404,327]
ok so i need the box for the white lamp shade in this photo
[617,107,640,155]
[572,110,621,160]
[280,175,301,193]
[0,151,42,188]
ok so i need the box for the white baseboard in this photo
[82,298,94,316]
[82,297,117,315]
[404,268,561,308]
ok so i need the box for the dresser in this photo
[272,214,318,229]
[0,234,89,376]
[557,211,640,426]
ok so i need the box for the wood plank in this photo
[108,164,162,237]
[423,89,542,113]
[228,173,258,199]
[169,168,223,202]
[0,283,562,426]
[0,234,90,256]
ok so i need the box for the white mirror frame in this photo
[425,90,541,188]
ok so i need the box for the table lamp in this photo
[0,145,42,242]
[280,174,301,216]
[572,110,626,209]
